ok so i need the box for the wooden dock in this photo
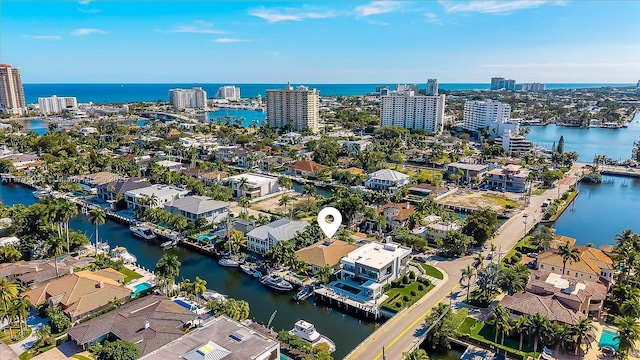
[313,286,385,320]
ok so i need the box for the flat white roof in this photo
[344,242,411,270]
[126,184,189,197]
[227,173,277,185]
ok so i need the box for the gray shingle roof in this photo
[367,169,409,181]
[246,218,308,241]
[168,196,230,215]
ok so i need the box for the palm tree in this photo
[621,298,640,318]
[472,253,485,270]
[404,348,429,360]
[514,315,529,351]
[558,242,581,275]
[58,200,78,253]
[278,194,296,217]
[523,312,550,355]
[155,254,181,294]
[531,226,554,251]
[238,196,250,216]
[492,304,511,345]
[36,325,51,344]
[193,276,207,305]
[615,316,640,359]
[46,235,65,277]
[277,175,292,190]
[571,317,595,355]
[550,323,573,355]
[89,208,106,256]
[238,177,249,197]
[11,296,30,335]
[302,184,315,199]
[0,278,18,313]
[460,264,474,302]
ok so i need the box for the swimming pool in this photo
[196,233,215,242]
[131,282,152,298]
[598,328,619,351]
[173,299,197,312]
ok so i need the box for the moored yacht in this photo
[260,274,293,292]
[129,225,157,240]
[112,246,137,264]
[289,320,336,352]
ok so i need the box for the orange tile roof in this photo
[376,203,416,221]
[288,160,328,173]
[575,246,614,270]
[536,250,602,276]
[549,235,577,249]
[295,240,357,268]
[344,167,364,175]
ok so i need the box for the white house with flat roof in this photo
[165,196,230,224]
[226,173,279,199]
[364,169,410,192]
[125,184,189,210]
[156,160,183,172]
[246,218,309,254]
[339,241,412,300]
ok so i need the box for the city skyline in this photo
[2,1,640,83]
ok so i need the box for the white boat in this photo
[218,257,240,267]
[202,290,227,303]
[293,286,313,301]
[161,239,178,249]
[289,320,336,352]
[260,274,293,292]
[112,246,137,264]
[130,225,157,240]
[32,190,50,199]
[240,263,263,278]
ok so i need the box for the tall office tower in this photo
[168,87,208,109]
[38,95,78,115]
[266,83,319,133]
[462,100,511,133]
[0,64,27,115]
[636,80,640,96]
[426,79,439,96]
[380,92,446,133]
[215,86,241,101]
[490,77,516,91]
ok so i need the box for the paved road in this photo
[346,167,581,360]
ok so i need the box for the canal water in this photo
[0,183,377,359]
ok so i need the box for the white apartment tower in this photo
[426,79,438,96]
[169,87,208,109]
[38,95,78,115]
[463,100,511,133]
[266,83,319,133]
[215,86,240,101]
[380,92,445,133]
[0,64,26,115]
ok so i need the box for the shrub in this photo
[418,284,425,291]
[410,290,417,296]
[394,302,402,308]
[402,275,410,284]
[408,271,416,280]
[382,284,391,292]
[402,295,409,302]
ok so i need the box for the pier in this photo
[598,164,640,178]
[314,286,384,320]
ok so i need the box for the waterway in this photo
[0,183,377,359]
[208,108,265,127]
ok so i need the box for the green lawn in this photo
[458,318,538,359]
[381,280,434,313]
[418,263,444,280]
[450,307,469,327]
[1,326,32,344]
[72,355,93,360]
[119,267,143,284]
[482,194,519,209]
[532,188,546,195]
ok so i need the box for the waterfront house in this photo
[246,218,309,255]
[259,156,293,172]
[165,195,230,224]
[536,246,615,284]
[1,153,43,171]
[81,171,124,188]
[226,173,279,199]
[0,257,95,288]
[375,203,416,231]
[23,269,132,322]
[138,315,280,360]
[284,160,328,178]
[214,146,241,163]
[339,241,412,300]
[501,270,607,325]
[124,184,190,211]
[67,295,199,355]
[407,183,450,200]
[156,160,183,172]
[180,168,229,185]
[425,221,462,242]
[79,127,98,136]
[295,239,357,273]
[337,140,372,154]
[445,163,488,184]
[486,164,530,192]
[96,178,150,202]
[364,169,410,192]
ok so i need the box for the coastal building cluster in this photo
[491,76,546,91]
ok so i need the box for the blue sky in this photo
[2,1,639,83]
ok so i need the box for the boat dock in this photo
[598,164,640,178]
[314,286,383,320]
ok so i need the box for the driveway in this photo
[8,310,48,355]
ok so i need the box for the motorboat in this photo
[218,257,240,267]
[130,225,157,240]
[260,274,293,292]
[202,289,227,303]
[289,320,336,352]
[32,190,50,199]
[293,286,313,301]
[161,239,179,249]
[240,263,261,277]
[112,246,137,264]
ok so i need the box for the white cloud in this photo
[71,28,107,36]
[168,21,224,34]
[78,0,92,4]
[22,35,61,40]
[213,38,254,43]
[440,1,559,14]
[249,6,337,23]
[424,12,442,24]
[355,1,404,17]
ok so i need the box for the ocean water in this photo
[23,83,635,104]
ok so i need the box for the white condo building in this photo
[215,86,240,101]
[266,83,319,133]
[380,92,445,133]
[38,95,78,115]
[426,79,438,96]
[169,87,208,109]
[0,64,26,115]
[463,100,511,134]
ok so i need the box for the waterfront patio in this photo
[324,278,389,307]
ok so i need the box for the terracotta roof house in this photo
[0,257,95,288]
[295,239,357,273]
[548,235,577,250]
[501,292,585,325]
[536,246,615,284]
[376,203,416,230]
[82,172,124,187]
[67,295,200,356]
[180,168,229,184]
[23,269,132,322]
[285,160,328,178]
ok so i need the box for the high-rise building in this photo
[266,83,319,133]
[215,86,241,101]
[636,80,640,96]
[462,100,511,134]
[380,92,445,133]
[490,77,516,91]
[426,79,439,96]
[38,95,78,115]
[0,64,26,115]
[168,87,207,109]
[516,83,546,91]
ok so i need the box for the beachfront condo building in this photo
[490,77,516,91]
[380,92,445,133]
[0,64,26,116]
[426,78,439,96]
[169,87,208,109]
[266,83,319,133]
[462,99,512,134]
[38,95,78,115]
[215,85,240,101]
